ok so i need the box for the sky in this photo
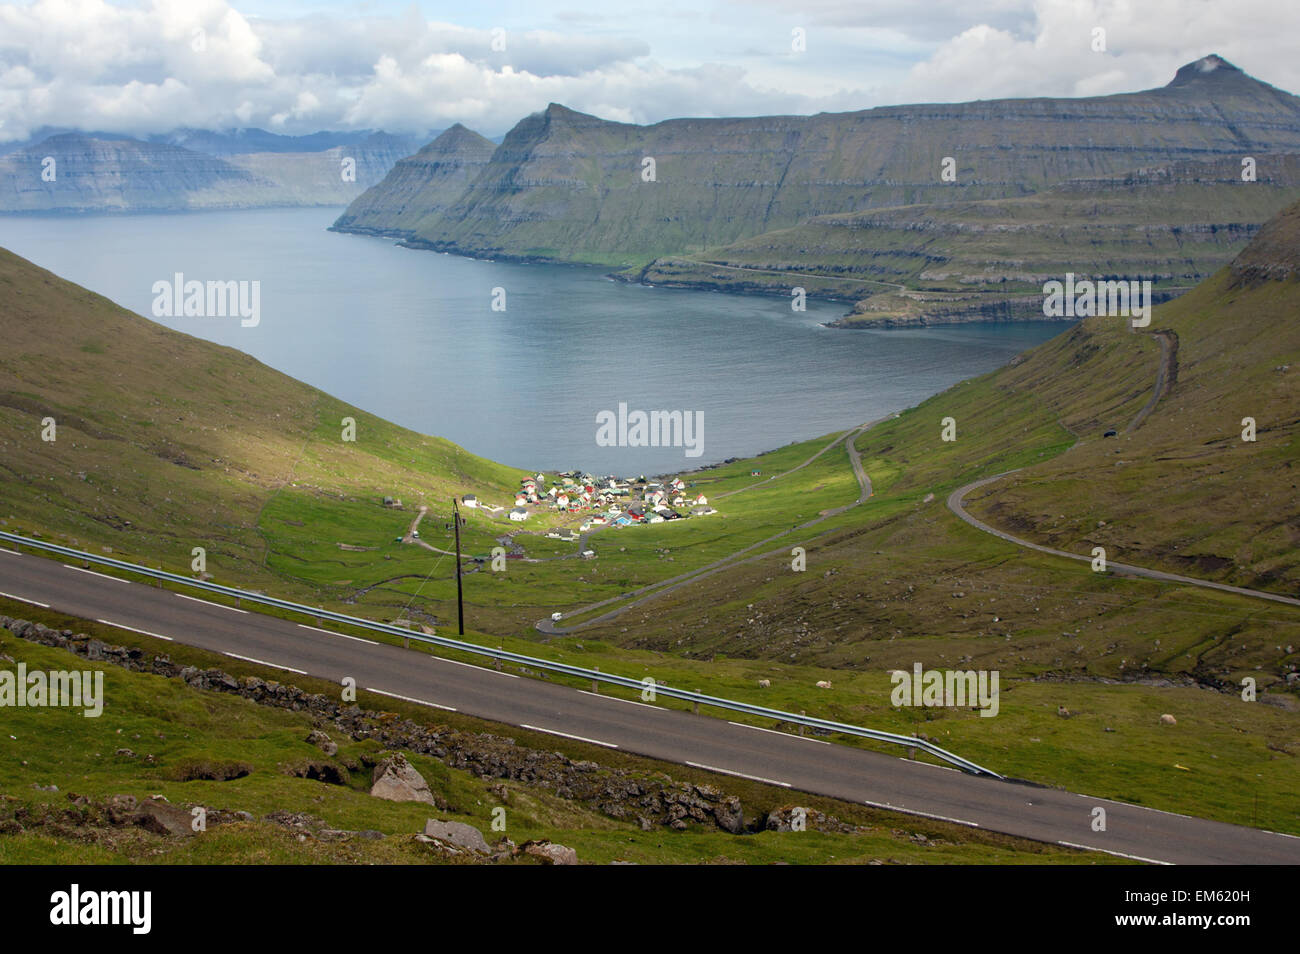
[0,0,1296,143]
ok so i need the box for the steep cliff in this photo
[331,124,497,238]
[388,56,1300,267]
[634,152,1300,326]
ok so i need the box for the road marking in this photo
[579,689,661,710]
[365,688,456,712]
[0,547,20,555]
[1263,829,1300,841]
[1081,793,1195,820]
[728,720,832,744]
[1057,841,1173,866]
[96,619,172,641]
[176,593,248,614]
[223,652,305,674]
[862,799,980,828]
[521,724,618,748]
[432,655,519,678]
[686,761,791,787]
[299,624,377,645]
[0,591,49,608]
[64,564,128,584]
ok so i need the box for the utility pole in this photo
[451,497,465,635]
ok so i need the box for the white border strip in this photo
[224,651,305,674]
[0,591,48,608]
[521,724,618,748]
[96,619,173,641]
[366,687,456,712]
[299,623,377,645]
[687,761,791,787]
[177,593,248,614]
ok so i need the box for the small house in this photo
[509,507,530,521]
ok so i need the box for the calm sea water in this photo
[0,207,1070,474]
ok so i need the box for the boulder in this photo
[370,753,436,805]
[134,799,196,837]
[423,818,490,854]
[523,840,578,865]
[1159,713,1177,725]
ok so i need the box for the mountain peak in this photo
[1166,54,1247,88]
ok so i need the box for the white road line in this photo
[862,799,980,828]
[432,655,519,678]
[223,652,305,674]
[365,687,456,712]
[298,624,377,645]
[1057,841,1173,866]
[0,591,49,608]
[63,564,128,584]
[727,720,832,744]
[176,593,248,614]
[1262,829,1300,841]
[1081,793,1195,820]
[0,547,20,555]
[96,619,173,641]
[579,689,661,710]
[686,761,791,787]
[521,724,619,748]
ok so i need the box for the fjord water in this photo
[0,208,1068,474]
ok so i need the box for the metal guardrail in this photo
[0,529,1003,778]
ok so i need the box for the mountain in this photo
[0,131,422,213]
[0,134,274,212]
[331,124,497,238]
[355,56,1300,269]
[149,127,423,157]
[634,152,1300,326]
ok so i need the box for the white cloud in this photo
[0,0,1295,145]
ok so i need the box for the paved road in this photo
[948,473,1300,609]
[2,546,1297,863]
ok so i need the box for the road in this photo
[948,473,1300,609]
[2,546,1297,864]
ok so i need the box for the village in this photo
[462,470,721,537]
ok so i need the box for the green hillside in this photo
[0,248,519,600]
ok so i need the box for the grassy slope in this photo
[0,247,521,601]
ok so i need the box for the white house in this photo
[462,494,478,508]
[509,507,530,521]
[693,493,708,506]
